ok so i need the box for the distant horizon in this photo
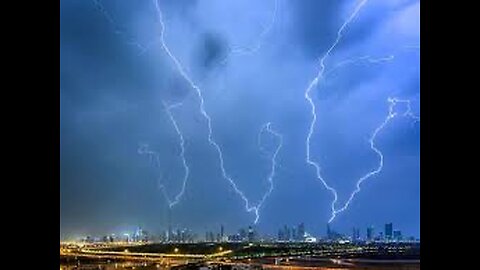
[60,220,418,242]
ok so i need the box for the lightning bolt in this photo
[328,97,419,222]
[324,55,395,78]
[304,0,369,223]
[162,101,190,208]
[253,122,283,224]
[92,0,146,53]
[92,0,161,55]
[137,101,190,208]
[153,0,283,224]
[303,0,419,223]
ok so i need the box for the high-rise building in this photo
[283,225,290,241]
[247,226,255,242]
[239,228,247,241]
[367,226,374,240]
[352,227,360,241]
[326,224,341,240]
[209,231,215,242]
[133,227,144,242]
[297,223,305,241]
[385,223,393,240]
[220,225,224,239]
[393,230,402,241]
[278,229,284,241]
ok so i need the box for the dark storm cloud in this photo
[193,32,229,73]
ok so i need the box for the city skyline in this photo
[63,220,418,244]
[61,0,420,240]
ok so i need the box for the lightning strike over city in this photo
[151,0,290,224]
[61,0,420,266]
[304,0,369,223]
[137,101,191,209]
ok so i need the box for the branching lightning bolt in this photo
[330,97,419,221]
[153,0,283,224]
[91,0,418,224]
[137,101,190,208]
[304,0,369,223]
[304,0,420,223]
[253,122,283,224]
[162,101,190,208]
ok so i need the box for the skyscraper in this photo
[393,230,402,241]
[247,226,255,242]
[297,223,305,241]
[367,226,374,240]
[239,228,247,241]
[278,229,284,241]
[385,223,393,240]
[284,225,291,241]
[352,227,360,241]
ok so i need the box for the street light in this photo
[174,248,179,253]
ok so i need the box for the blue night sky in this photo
[60,0,419,240]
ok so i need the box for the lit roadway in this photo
[60,242,233,265]
[61,242,419,268]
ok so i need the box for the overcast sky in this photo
[60,0,419,240]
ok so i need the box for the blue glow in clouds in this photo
[61,0,419,236]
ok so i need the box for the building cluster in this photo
[164,228,196,243]
[205,225,229,242]
[277,223,306,242]
[205,225,259,243]
[327,222,417,243]
[75,222,418,244]
[81,227,149,243]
